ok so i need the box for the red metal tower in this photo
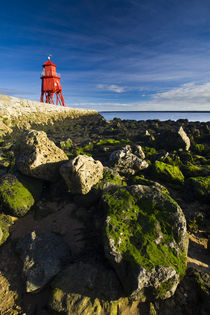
[40,56,66,106]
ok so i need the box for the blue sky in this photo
[1,0,210,111]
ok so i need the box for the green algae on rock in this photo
[182,162,210,178]
[0,214,13,245]
[142,146,157,160]
[99,168,127,188]
[186,176,210,202]
[0,174,34,217]
[153,161,184,184]
[96,138,131,146]
[102,184,188,300]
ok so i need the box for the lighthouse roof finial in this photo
[48,54,52,60]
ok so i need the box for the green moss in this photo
[96,170,127,189]
[187,176,210,201]
[142,146,157,159]
[74,146,92,156]
[188,218,199,233]
[154,277,177,299]
[83,141,95,151]
[96,138,131,146]
[60,138,73,150]
[193,143,205,154]
[0,214,12,245]
[103,187,186,277]
[193,143,210,156]
[163,154,182,167]
[0,174,34,217]
[129,175,156,186]
[154,161,184,184]
[182,162,210,177]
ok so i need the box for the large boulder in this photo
[16,130,68,182]
[109,145,148,175]
[60,155,103,195]
[156,126,190,151]
[101,184,188,300]
[0,174,34,217]
[16,231,71,292]
[49,261,123,314]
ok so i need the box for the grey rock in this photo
[132,265,179,300]
[16,130,68,182]
[109,145,148,175]
[60,154,103,194]
[16,231,71,292]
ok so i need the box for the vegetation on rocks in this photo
[102,186,187,278]
[96,138,131,146]
[0,174,34,217]
[0,214,12,245]
[153,161,185,184]
[186,176,210,201]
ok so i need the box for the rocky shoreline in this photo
[0,100,209,314]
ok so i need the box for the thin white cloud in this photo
[72,82,210,111]
[97,84,126,93]
[153,82,210,104]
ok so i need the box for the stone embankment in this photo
[0,94,101,139]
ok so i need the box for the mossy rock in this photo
[142,146,157,160]
[186,176,210,202]
[193,143,210,156]
[65,142,94,159]
[96,138,131,146]
[153,161,184,184]
[129,175,156,186]
[102,184,188,300]
[60,138,73,151]
[0,174,34,217]
[161,153,182,167]
[99,168,127,188]
[182,162,210,178]
[0,214,12,245]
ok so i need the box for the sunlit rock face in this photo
[16,130,68,182]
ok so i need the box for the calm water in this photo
[99,111,210,122]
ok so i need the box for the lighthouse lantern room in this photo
[40,56,66,106]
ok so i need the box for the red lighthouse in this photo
[40,56,66,106]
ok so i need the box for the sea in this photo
[99,111,210,122]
